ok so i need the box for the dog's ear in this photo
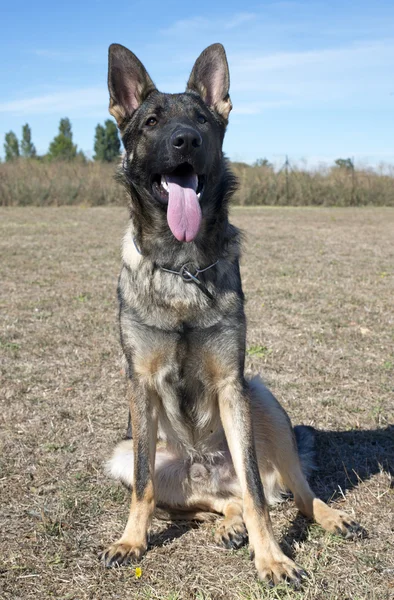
[108,44,156,129]
[187,43,232,122]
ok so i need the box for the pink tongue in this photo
[166,173,202,242]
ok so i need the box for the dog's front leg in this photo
[103,381,158,567]
[218,378,306,586]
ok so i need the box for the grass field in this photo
[1,159,394,207]
[1,206,393,600]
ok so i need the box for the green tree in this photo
[254,158,273,169]
[4,131,20,161]
[59,117,72,139]
[21,123,36,158]
[93,124,106,161]
[48,117,77,161]
[335,158,354,170]
[94,119,121,162]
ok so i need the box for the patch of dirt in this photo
[1,207,393,599]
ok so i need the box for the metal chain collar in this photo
[133,237,217,300]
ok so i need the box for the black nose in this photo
[171,128,202,152]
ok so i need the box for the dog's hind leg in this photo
[102,383,159,567]
[249,377,363,540]
[281,461,362,539]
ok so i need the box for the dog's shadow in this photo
[151,425,394,552]
[281,425,394,557]
[149,520,200,549]
[311,425,393,497]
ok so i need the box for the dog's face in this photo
[108,44,232,243]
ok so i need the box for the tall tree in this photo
[21,123,37,158]
[254,158,273,169]
[94,119,121,162]
[4,131,20,161]
[59,117,73,139]
[48,117,77,160]
[335,158,354,171]
[93,124,106,161]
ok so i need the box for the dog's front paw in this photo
[254,554,307,588]
[102,539,147,568]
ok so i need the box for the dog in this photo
[102,42,362,586]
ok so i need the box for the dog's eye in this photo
[146,117,158,127]
[197,115,207,124]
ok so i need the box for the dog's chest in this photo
[119,256,244,454]
[132,324,225,454]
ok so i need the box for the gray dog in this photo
[102,43,362,586]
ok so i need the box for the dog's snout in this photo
[171,128,202,152]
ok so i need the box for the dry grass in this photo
[1,159,394,206]
[231,162,394,207]
[0,160,123,207]
[1,206,393,600]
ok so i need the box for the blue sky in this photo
[1,0,393,167]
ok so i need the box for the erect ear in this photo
[186,43,232,122]
[108,44,157,130]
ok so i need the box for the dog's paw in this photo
[334,516,366,539]
[255,554,307,588]
[215,517,247,549]
[320,509,366,540]
[102,539,147,568]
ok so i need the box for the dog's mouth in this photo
[152,164,205,204]
[152,163,205,243]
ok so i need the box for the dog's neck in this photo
[131,218,229,269]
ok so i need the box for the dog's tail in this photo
[294,424,317,480]
[105,439,217,522]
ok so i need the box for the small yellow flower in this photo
[135,567,142,579]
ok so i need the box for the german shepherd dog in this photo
[102,43,362,585]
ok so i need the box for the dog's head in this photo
[108,43,233,244]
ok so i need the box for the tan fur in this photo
[109,79,153,130]
[104,385,159,566]
[134,350,167,380]
[214,499,245,545]
[122,224,142,270]
[109,99,127,129]
[216,96,232,121]
[106,375,360,579]
[104,481,155,565]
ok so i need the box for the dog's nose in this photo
[171,128,202,152]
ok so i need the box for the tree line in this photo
[2,118,121,163]
[4,118,362,175]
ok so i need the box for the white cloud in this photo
[35,49,75,59]
[0,88,108,116]
[225,13,256,29]
[160,12,256,35]
[160,16,210,36]
[233,100,292,114]
[231,39,394,73]
[229,39,394,108]
[3,39,394,120]
[33,48,103,64]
